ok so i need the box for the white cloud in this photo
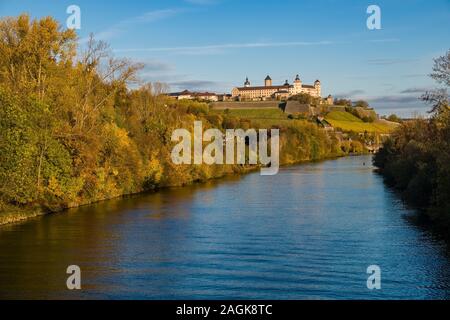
[114,40,336,55]
[366,58,418,66]
[184,0,219,4]
[80,9,181,43]
[133,9,180,23]
[367,38,400,43]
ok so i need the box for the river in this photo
[0,155,449,299]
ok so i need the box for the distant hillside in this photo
[211,104,397,134]
[211,107,287,119]
[211,101,281,109]
[325,111,398,134]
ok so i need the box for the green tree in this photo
[387,114,401,123]
[334,98,352,106]
[289,93,314,104]
[353,100,370,108]
[374,49,450,224]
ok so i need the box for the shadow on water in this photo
[373,169,450,254]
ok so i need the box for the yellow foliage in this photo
[147,153,163,184]
[47,176,64,198]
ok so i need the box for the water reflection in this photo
[0,156,449,299]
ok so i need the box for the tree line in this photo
[374,50,450,227]
[0,15,357,223]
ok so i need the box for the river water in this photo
[0,155,449,299]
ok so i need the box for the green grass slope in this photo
[211,107,288,120]
[325,111,397,133]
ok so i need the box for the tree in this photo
[289,92,314,104]
[72,34,143,133]
[0,13,365,223]
[353,100,370,108]
[374,49,450,223]
[334,98,352,106]
[0,14,77,100]
[387,114,401,123]
[0,88,78,207]
[421,49,449,114]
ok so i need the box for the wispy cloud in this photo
[134,9,180,23]
[399,87,430,94]
[184,0,219,4]
[81,9,181,43]
[334,89,366,98]
[367,38,400,43]
[133,63,229,91]
[366,94,429,117]
[114,40,337,54]
[377,87,432,113]
[368,95,421,104]
[169,80,229,91]
[139,59,175,72]
[366,58,418,66]
[401,73,427,78]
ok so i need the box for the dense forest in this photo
[374,50,450,227]
[0,15,354,224]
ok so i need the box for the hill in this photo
[211,106,398,134]
[210,107,288,120]
[325,111,398,133]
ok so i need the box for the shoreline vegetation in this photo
[374,50,450,230]
[0,154,348,226]
[0,15,368,226]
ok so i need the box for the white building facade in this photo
[231,75,321,100]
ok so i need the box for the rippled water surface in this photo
[1,155,449,299]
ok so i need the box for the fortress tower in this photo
[314,79,321,96]
[244,77,251,87]
[264,75,272,87]
[293,74,302,94]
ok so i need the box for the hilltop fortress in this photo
[232,75,321,101]
[169,74,332,105]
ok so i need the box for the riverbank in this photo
[372,50,450,230]
[0,153,348,226]
[373,115,450,230]
[0,14,368,227]
[1,85,361,227]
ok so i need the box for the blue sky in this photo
[1,0,449,116]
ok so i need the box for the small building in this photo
[326,95,334,105]
[194,92,219,102]
[169,90,218,102]
[169,90,193,100]
[274,90,290,100]
[217,94,233,102]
